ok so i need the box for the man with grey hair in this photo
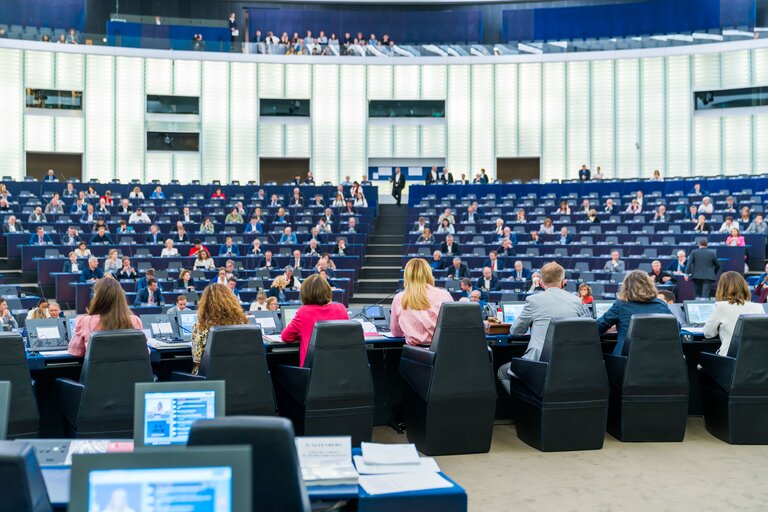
[283,266,300,290]
[603,250,625,273]
[666,250,687,274]
[446,257,470,279]
[80,256,104,282]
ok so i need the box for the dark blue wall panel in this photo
[0,0,85,30]
[106,21,231,51]
[248,8,483,44]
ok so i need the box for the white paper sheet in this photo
[360,442,420,465]
[359,472,452,495]
[353,455,440,475]
[36,327,61,340]
[254,317,276,329]
[352,319,378,334]
[296,436,351,467]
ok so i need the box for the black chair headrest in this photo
[0,334,26,364]
[0,441,52,512]
[434,302,483,330]
[624,314,680,356]
[309,321,364,350]
[206,325,264,356]
[86,330,149,362]
[729,315,768,358]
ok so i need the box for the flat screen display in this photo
[142,389,217,447]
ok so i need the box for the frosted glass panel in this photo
[55,53,83,91]
[259,124,283,158]
[285,124,310,157]
[693,53,721,90]
[173,59,201,96]
[446,65,470,174]
[615,59,639,178]
[542,62,565,181]
[722,116,751,174]
[230,62,257,184]
[666,55,691,177]
[720,50,750,89]
[394,125,419,158]
[420,66,446,100]
[518,63,541,158]
[174,153,200,184]
[367,124,392,158]
[285,64,311,99]
[590,59,614,177]
[0,49,23,179]
[145,152,173,184]
[753,48,768,85]
[84,55,115,181]
[312,64,339,183]
[145,59,172,95]
[693,117,721,176]
[55,116,83,153]
[259,63,283,98]
[566,61,589,176]
[116,57,145,181]
[201,61,228,183]
[394,65,419,100]
[25,51,53,89]
[25,115,54,153]
[494,64,518,157]
[367,66,393,99]
[753,114,768,172]
[641,57,665,177]
[340,65,366,178]
[421,124,445,158]
[471,64,494,175]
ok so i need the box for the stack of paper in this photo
[355,443,449,495]
[295,436,358,486]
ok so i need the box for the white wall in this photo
[1,39,768,183]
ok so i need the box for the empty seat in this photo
[56,330,153,438]
[275,321,374,445]
[502,318,609,451]
[172,326,275,416]
[604,315,689,442]
[0,334,40,438]
[0,442,52,512]
[399,303,496,455]
[699,315,768,444]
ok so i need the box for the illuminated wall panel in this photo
[394,65,420,99]
[0,49,23,178]
[753,48,768,84]
[641,57,665,177]
[116,57,144,181]
[394,125,419,157]
[285,64,311,99]
[201,60,229,183]
[721,50,750,89]
[590,59,614,177]
[229,62,257,184]
[25,115,53,153]
[666,55,691,177]
[615,59,640,178]
[420,65,446,100]
[54,116,83,153]
[494,64,518,158]
[367,124,392,158]
[542,62,565,181]
[692,53,721,175]
[173,59,201,96]
[84,55,115,181]
[722,116,751,174]
[566,61,590,175]
[145,58,172,95]
[754,114,768,172]
[339,65,366,178]
[259,124,283,158]
[55,52,83,91]
[145,152,173,183]
[312,64,339,183]
[174,153,200,184]
[518,63,541,159]
[471,64,494,175]
[421,124,445,158]
[285,124,310,157]
[367,65,393,99]
[258,63,284,98]
[447,64,470,174]
[25,51,54,89]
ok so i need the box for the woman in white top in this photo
[103,249,121,274]
[249,291,268,311]
[331,193,345,207]
[194,249,216,270]
[74,242,91,259]
[129,186,145,200]
[161,239,179,257]
[353,192,368,207]
[703,271,765,356]
[436,219,455,235]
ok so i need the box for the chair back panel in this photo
[730,316,768,395]
[0,334,39,438]
[623,315,688,394]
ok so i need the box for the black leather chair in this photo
[0,334,40,439]
[0,442,52,512]
[502,318,609,452]
[187,416,310,512]
[172,325,276,416]
[56,330,153,438]
[604,314,689,442]
[399,302,496,455]
[699,315,768,444]
[275,321,374,445]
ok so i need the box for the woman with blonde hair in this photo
[281,274,348,366]
[266,296,279,311]
[267,275,288,302]
[67,278,143,356]
[191,284,248,374]
[597,270,673,354]
[103,249,121,274]
[389,258,453,346]
[703,271,764,356]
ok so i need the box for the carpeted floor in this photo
[372,418,768,512]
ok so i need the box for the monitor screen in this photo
[66,315,82,340]
[134,381,225,448]
[685,302,715,324]
[501,303,525,324]
[592,301,614,319]
[69,446,251,512]
[281,305,300,326]
[363,305,385,319]
[177,313,198,341]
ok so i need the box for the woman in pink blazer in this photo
[67,278,143,356]
[726,228,746,247]
[281,274,348,366]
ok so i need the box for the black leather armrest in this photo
[699,352,735,391]
[55,378,84,426]
[604,354,627,389]
[509,358,548,398]
[399,346,436,402]
[275,365,311,405]
[170,371,206,382]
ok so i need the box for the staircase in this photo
[352,204,408,305]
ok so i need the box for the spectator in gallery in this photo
[57,34,66,44]
[651,169,664,181]
[228,12,239,44]
[578,164,591,181]
[603,250,625,273]
[593,166,604,179]
[66,28,79,44]
[746,214,768,234]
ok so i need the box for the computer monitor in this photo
[25,318,68,351]
[175,312,198,341]
[592,300,614,319]
[281,304,300,326]
[499,302,525,324]
[134,381,225,448]
[139,314,178,340]
[248,311,282,335]
[684,300,716,325]
[69,446,251,512]
[64,314,83,341]
[0,382,11,439]
[362,305,389,322]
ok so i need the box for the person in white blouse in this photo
[697,197,714,214]
[703,271,765,356]
[718,217,739,233]
[161,239,179,257]
[103,249,121,274]
[353,192,368,207]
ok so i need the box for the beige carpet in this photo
[372,418,768,512]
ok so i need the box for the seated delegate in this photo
[703,271,764,355]
[190,284,248,374]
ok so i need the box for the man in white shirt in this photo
[3,215,22,233]
[718,217,739,233]
[128,207,151,224]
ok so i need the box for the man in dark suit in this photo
[430,250,445,271]
[483,250,504,273]
[685,239,721,299]
[29,227,53,245]
[509,260,532,284]
[558,227,573,245]
[445,257,470,279]
[439,168,454,184]
[425,166,440,185]
[44,169,58,182]
[648,260,673,285]
[390,167,405,206]
[80,257,104,282]
[440,234,461,257]
[135,278,164,306]
[475,267,501,297]
[462,205,478,224]
[145,225,163,244]
[578,164,591,181]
